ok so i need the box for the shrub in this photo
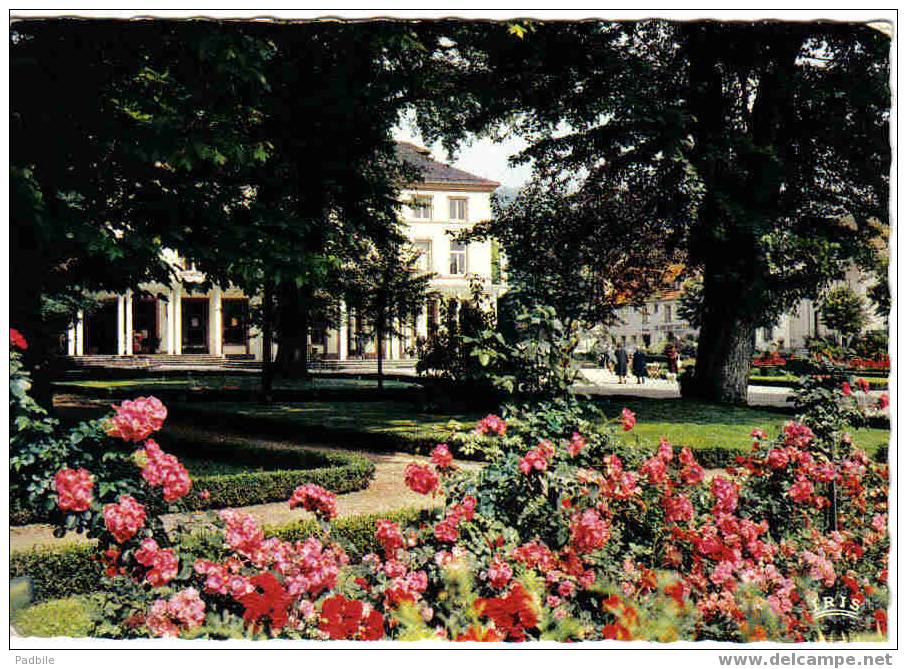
[12,596,99,638]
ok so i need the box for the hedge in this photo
[11,439,375,526]
[10,507,430,603]
[12,596,98,638]
[749,374,889,390]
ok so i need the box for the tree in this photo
[676,278,704,330]
[344,242,433,390]
[819,286,869,346]
[409,20,890,404]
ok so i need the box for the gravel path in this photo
[10,427,479,553]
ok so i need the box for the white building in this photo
[65,142,501,362]
[603,267,884,354]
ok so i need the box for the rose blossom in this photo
[289,483,337,520]
[139,440,192,502]
[788,478,814,504]
[475,414,507,436]
[404,463,439,495]
[620,408,637,431]
[103,494,147,543]
[856,378,870,394]
[431,443,454,469]
[10,328,28,350]
[570,509,610,553]
[567,432,587,457]
[54,468,94,512]
[487,556,513,589]
[375,519,404,556]
[107,396,168,442]
[711,477,739,514]
[840,381,853,396]
[766,449,790,469]
[146,588,206,638]
[664,493,694,523]
[134,538,179,586]
[782,421,815,449]
[519,448,548,475]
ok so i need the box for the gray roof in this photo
[396,141,500,191]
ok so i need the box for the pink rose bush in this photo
[106,396,168,442]
[24,367,888,642]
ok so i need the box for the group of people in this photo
[601,341,681,385]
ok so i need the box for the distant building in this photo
[65,142,500,362]
[602,266,884,353]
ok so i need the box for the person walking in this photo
[614,341,629,384]
[632,346,648,384]
[666,343,680,384]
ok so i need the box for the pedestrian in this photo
[632,346,648,384]
[666,343,680,384]
[614,341,629,384]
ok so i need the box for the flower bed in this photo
[8,332,891,642]
[10,437,374,526]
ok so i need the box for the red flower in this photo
[319,595,385,640]
[404,463,439,495]
[878,393,889,410]
[456,626,505,642]
[289,483,337,520]
[840,381,853,396]
[10,328,27,350]
[856,378,871,394]
[570,509,610,553]
[874,608,888,635]
[474,583,538,641]
[54,468,94,512]
[620,408,637,431]
[375,519,404,556]
[237,573,294,632]
[567,432,586,457]
[475,414,507,436]
[602,622,632,640]
[788,478,814,504]
[431,443,454,469]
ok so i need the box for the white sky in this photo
[392,118,532,190]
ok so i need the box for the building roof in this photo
[396,141,500,192]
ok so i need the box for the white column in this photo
[165,291,175,354]
[416,303,428,338]
[66,323,76,356]
[124,290,134,355]
[173,287,183,355]
[338,301,348,361]
[116,295,126,355]
[75,311,84,356]
[210,287,223,356]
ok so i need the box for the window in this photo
[664,305,672,323]
[413,240,432,272]
[449,241,467,275]
[448,197,467,221]
[411,196,433,220]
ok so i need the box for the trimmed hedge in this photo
[10,507,430,603]
[749,374,889,390]
[11,438,375,526]
[13,596,98,638]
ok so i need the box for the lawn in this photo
[596,396,889,456]
[54,374,418,393]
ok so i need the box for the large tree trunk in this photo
[375,310,385,392]
[260,281,275,401]
[274,281,310,378]
[683,275,757,405]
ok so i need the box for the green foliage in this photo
[12,596,100,638]
[677,278,704,329]
[820,286,870,342]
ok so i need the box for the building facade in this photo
[603,266,884,354]
[66,142,501,362]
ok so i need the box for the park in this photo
[9,16,891,644]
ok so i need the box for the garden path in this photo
[9,428,480,553]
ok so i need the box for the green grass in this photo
[54,374,417,393]
[596,396,889,455]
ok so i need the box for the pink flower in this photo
[107,396,168,442]
[434,517,460,543]
[134,538,178,587]
[788,478,814,504]
[54,468,94,512]
[518,448,548,475]
[431,443,454,469]
[138,440,192,502]
[487,556,513,589]
[750,428,767,440]
[375,520,404,556]
[289,483,337,520]
[10,328,28,350]
[103,494,147,543]
[766,449,790,469]
[657,437,673,461]
[782,421,815,449]
[640,455,667,484]
[147,588,206,638]
[558,580,576,598]
[567,432,586,457]
[620,408,637,431]
[664,493,694,523]
[569,509,610,553]
[872,514,887,533]
[404,463,439,495]
[475,414,507,436]
[711,477,739,514]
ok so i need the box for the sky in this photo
[392,117,532,191]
